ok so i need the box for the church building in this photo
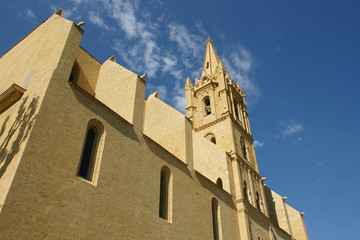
[0,10,308,239]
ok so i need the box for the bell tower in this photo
[185,37,258,172]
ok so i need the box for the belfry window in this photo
[211,198,219,240]
[159,167,171,220]
[204,97,211,115]
[243,181,250,202]
[240,137,247,160]
[256,192,261,211]
[234,99,239,119]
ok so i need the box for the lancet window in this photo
[159,166,171,220]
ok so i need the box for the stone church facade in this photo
[0,10,308,240]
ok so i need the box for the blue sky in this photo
[1,0,360,239]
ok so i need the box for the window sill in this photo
[0,84,26,114]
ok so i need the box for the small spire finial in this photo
[206,36,212,43]
[185,76,193,86]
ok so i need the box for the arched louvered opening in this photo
[243,181,250,202]
[234,99,239,119]
[240,137,247,160]
[204,97,211,116]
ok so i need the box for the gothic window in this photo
[216,178,223,189]
[211,198,219,240]
[77,120,104,182]
[243,181,250,202]
[240,137,247,160]
[159,166,171,220]
[234,99,239,119]
[68,61,80,84]
[206,62,209,69]
[204,97,211,115]
[256,191,261,211]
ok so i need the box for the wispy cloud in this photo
[172,81,186,114]
[222,45,260,105]
[17,8,36,21]
[161,53,184,79]
[280,122,303,137]
[25,8,36,19]
[88,11,112,30]
[44,0,260,113]
[168,22,203,59]
[254,140,264,148]
[277,121,304,142]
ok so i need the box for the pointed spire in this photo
[200,37,220,80]
[195,78,200,85]
[185,76,193,87]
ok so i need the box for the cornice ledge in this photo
[195,114,229,132]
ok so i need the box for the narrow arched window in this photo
[204,97,211,115]
[216,178,223,189]
[256,191,261,211]
[159,167,170,220]
[206,62,209,69]
[240,137,247,160]
[211,198,219,240]
[234,99,239,119]
[243,181,249,202]
[77,120,104,183]
[78,127,98,180]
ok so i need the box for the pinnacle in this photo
[185,76,193,86]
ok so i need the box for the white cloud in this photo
[222,45,260,104]
[143,40,161,77]
[44,0,260,113]
[161,53,183,79]
[168,22,203,59]
[254,140,264,148]
[172,81,186,114]
[280,122,303,137]
[103,0,140,39]
[277,121,304,142]
[88,11,112,30]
